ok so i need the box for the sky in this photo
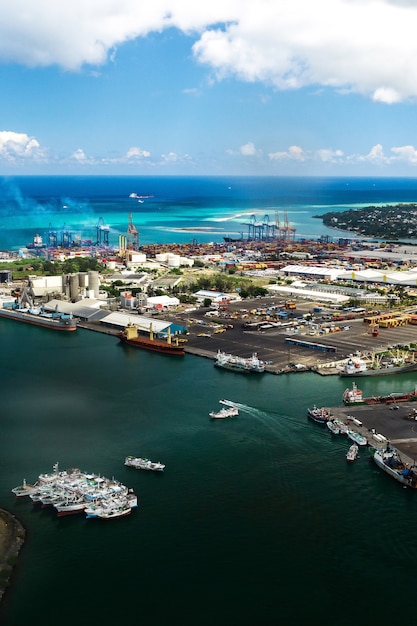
[2,0,417,176]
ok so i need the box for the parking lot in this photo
[174,298,417,374]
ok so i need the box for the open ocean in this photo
[2,176,417,626]
[2,175,417,249]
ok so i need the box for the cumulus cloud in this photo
[1,1,417,101]
[269,146,306,161]
[126,146,151,159]
[239,142,260,156]
[0,131,44,162]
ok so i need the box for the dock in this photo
[324,401,417,465]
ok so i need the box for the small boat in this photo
[209,406,239,419]
[11,479,39,497]
[346,444,359,462]
[327,420,341,435]
[332,418,349,434]
[347,430,367,446]
[371,445,417,488]
[124,456,165,471]
[307,406,331,424]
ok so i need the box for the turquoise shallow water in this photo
[1,321,417,625]
[3,175,417,249]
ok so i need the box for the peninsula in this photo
[316,203,417,239]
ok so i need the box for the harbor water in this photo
[2,321,417,625]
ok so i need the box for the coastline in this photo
[0,509,25,603]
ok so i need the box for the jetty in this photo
[323,401,417,466]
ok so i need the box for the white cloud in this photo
[1,2,417,101]
[0,131,44,162]
[316,148,344,163]
[269,145,306,161]
[126,147,151,159]
[70,148,95,164]
[239,142,260,156]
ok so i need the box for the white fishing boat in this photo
[327,420,341,435]
[346,444,359,462]
[347,430,367,446]
[124,456,165,471]
[332,418,349,434]
[11,479,39,497]
[209,406,239,419]
[371,445,417,488]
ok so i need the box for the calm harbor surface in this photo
[2,320,417,625]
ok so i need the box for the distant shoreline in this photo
[0,509,25,604]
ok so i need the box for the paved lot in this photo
[174,298,417,374]
[328,402,417,461]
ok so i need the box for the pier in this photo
[324,401,417,465]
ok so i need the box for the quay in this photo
[324,402,417,464]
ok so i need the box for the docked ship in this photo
[338,355,417,377]
[119,322,185,356]
[307,406,331,424]
[214,350,265,373]
[370,445,417,488]
[343,382,417,406]
[0,285,77,331]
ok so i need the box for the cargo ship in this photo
[118,322,185,355]
[0,306,77,331]
[338,355,417,377]
[343,382,417,406]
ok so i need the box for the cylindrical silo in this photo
[88,271,100,299]
[78,272,87,288]
[69,274,80,300]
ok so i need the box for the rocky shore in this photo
[0,509,25,603]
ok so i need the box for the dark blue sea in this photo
[2,177,417,625]
[2,175,417,250]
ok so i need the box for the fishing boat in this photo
[209,406,239,419]
[346,444,359,462]
[333,418,349,434]
[11,479,39,497]
[327,420,341,434]
[214,350,265,373]
[124,456,165,471]
[119,322,185,356]
[370,445,417,488]
[347,430,367,446]
[307,406,331,424]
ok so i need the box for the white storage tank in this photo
[167,254,181,268]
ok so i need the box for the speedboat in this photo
[209,406,239,419]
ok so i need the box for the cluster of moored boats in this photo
[308,406,367,462]
[307,404,417,486]
[11,463,139,519]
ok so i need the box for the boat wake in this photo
[219,400,306,435]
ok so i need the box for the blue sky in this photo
[2,0,417,176]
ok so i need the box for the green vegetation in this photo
[0,256,102,280]
[316,204,417,239]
